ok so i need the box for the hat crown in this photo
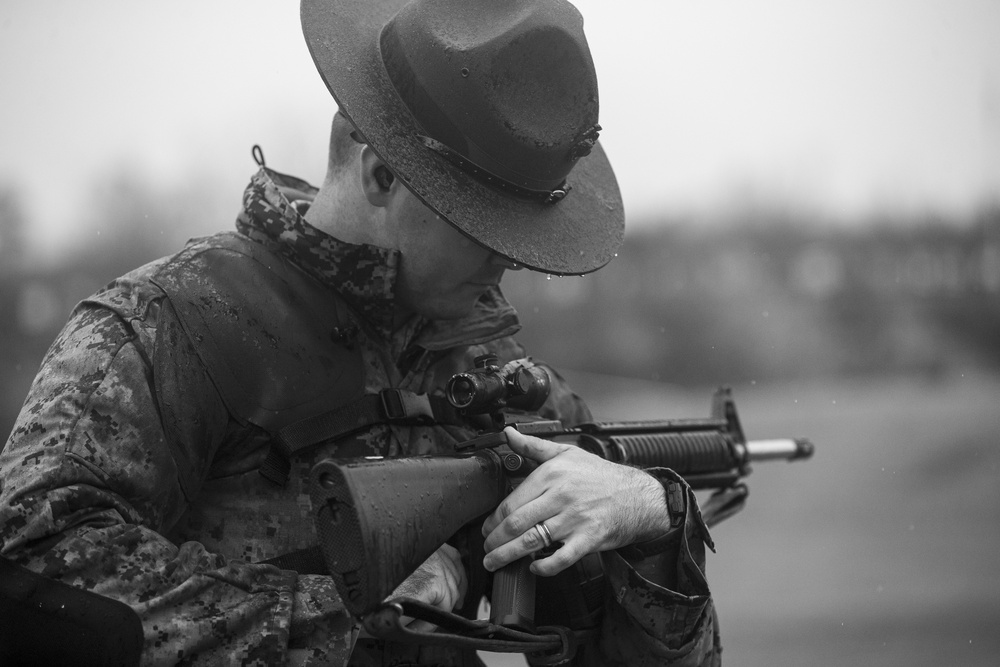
[379,0,600,191]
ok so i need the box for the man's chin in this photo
[403,285,494,322]
[423,305,478,322]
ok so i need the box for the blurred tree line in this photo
[504,206,1000,385]
[2,172,999,437]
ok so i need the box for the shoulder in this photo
[142,232,366,433]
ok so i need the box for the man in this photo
[0,0,719,664]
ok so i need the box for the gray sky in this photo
[2,0,999,260]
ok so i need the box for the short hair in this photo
[326,110,363,178]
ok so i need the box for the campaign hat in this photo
[301,0,624,274]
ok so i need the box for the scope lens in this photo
[447,376,476,408]
[511,367,532,394]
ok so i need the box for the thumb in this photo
[504,426,572,464]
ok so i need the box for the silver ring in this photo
[534,521,553,548]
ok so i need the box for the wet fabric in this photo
[0,167,720,666]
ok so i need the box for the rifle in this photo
[308,356,813,657]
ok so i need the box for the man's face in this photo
[388,187,514,322]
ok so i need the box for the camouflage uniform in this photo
[0,167,720,666]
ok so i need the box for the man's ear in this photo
[360,145,398,206]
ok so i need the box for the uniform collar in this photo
[235,166,520,347]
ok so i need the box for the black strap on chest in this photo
[257,388,465,571]
[260,546,329,575]
[259,388,463,485]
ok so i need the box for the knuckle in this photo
[497,498,516,520]
[536,550,574,576]
[505,512,530,535]
[552,487,576,505]
[521,526,542,548]
[552,546,579,569]
[544,460,567,479]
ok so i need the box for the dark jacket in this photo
[0,167,719,666]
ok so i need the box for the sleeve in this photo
[592,468,721,666]
[529,361,722,666]
[0,290,354,666]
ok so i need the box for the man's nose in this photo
[490,253,522,271]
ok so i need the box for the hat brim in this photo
[301,0,624,275]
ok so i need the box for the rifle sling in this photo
[259,389,462,485]
[364,598,592,663]
[259,546,329,575]
[248,566,593,660]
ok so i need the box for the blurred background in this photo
[2,1,998,665]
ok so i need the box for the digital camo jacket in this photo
[0,167,721,666]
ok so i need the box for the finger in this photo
[482,485,561,550]
[503,427,574,464]
[529,536,588,577]
[392,545,465,610]
[437,543,463,571]
[483,513,561,572]
[481,442,581,538]
[481,468,553,538]
[444,552,468,611]
[391,566,434,603]
[435,545,466,610]
[433,545,461,583]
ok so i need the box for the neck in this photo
[305,175,373,245]
[305,176,416,332]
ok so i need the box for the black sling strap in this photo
[259,388,464,485]
[260,546,329,575]
[258,389,465,573]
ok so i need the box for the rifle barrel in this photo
[745,438,814,462]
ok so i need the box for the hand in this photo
[388,543,468,633]
[482,427,672,577]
